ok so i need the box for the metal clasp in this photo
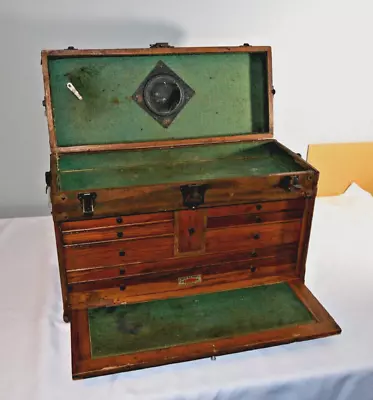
[279,175,303,192]
[77,192,97,216]
[149,42,174,48]
[180,184,209,209]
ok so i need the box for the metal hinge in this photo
[66,46,76,50]
[78,192,97,216]
[242,43,251,46]
[149,42,174,48]
[271,86,276,95]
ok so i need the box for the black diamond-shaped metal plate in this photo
[132,61,195,128]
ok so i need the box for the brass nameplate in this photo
[178,275,202,286]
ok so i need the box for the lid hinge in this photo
[78,192,97,216]
[149,42,174,48]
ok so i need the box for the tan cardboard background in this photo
[307,142,373,196]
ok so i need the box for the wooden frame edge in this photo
[70,278,341,379]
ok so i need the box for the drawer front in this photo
[69,258,297,309]
[67,243,298,284]
[61,211,173,232]
[64,236,174,270]
[205,220,302,253]
[207,209,303,229]
[62,220,173,245]
[206,198,305,218]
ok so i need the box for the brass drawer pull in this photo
[119,250,126,256]
[253,233,260,240]
[117,231,124,238]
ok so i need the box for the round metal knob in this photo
[249,265,257,273]
[116,217,123,223]
[117,231,123,238]
[253,233,260,240]
[255,216,262,223]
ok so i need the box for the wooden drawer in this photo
[60,211,173,232]
[207,209,303,229]
[68,257,297,309]
[205,220,302,253]
[62,220,173,245]
[67,243,298,284]
[64,236,174,270]
[206,198,305,218]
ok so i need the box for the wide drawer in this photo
[64,236,174,270]
[67,243,298,284]
[205,220,302,253]
[62,220,173,245]
[68,257,297,309]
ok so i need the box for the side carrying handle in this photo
[78,192,97,216]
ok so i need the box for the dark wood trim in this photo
[267,47,274,135]
[41,51,57,150]
[70,278,341,380]
[53,135,272,154]
[43,45,271,58]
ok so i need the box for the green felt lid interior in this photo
[47,50,270,147]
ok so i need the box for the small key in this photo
[66,82,83,100]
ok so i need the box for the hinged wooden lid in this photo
[41,44,274,154]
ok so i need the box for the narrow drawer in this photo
[60,211,173,232]
[64,236,174,270]
[205,220,302,254]
[62,220,173,245]
[67,243,298,284]
[207,209,303,229]
[207,198,305,218]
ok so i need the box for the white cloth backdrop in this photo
[1,183,373,400]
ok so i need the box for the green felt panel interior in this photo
[88,282,315,358]
[48,52,269,146]
[57,141,304,191]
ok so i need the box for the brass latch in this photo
[78,192,97,216]
[180,184,209,209]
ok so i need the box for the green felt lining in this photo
[88,282,315,358]
[57,142,304,191]
[48,52,269,146]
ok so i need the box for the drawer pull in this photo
[119,250,126,256]
[116,217,123,224]
[119,268,126,275]
[256,204,262,210]
[255,216,262,223]
[249,265,257,273]
[117,231,124,238]
[119,284,126,291]
[251,250,258,257]
[253,233,260,240]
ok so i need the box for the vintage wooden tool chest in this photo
[41,43,341,379]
